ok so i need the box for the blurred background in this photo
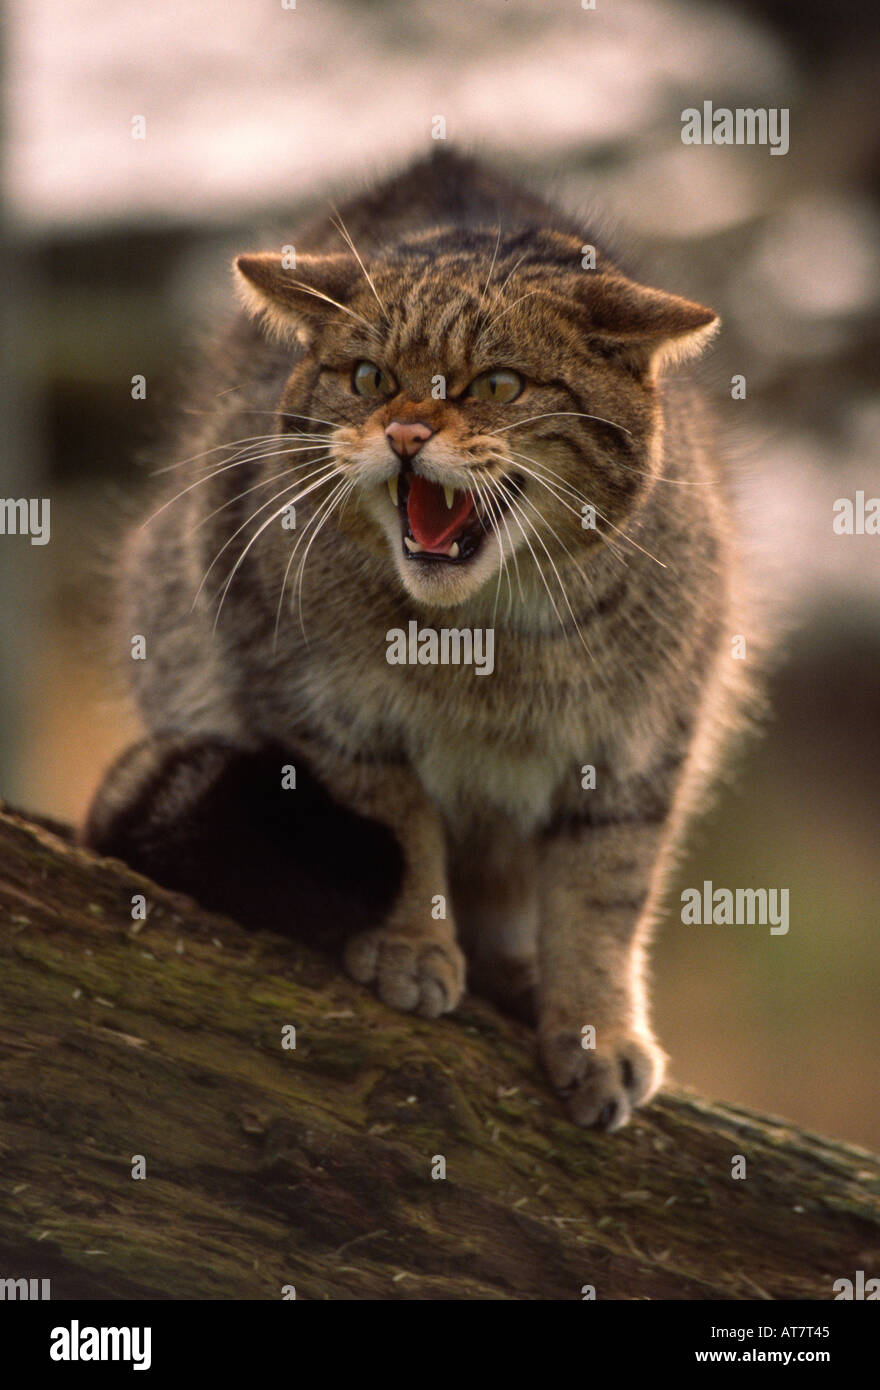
[2,0,878,1146]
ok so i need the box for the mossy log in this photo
[0,805,878,1301]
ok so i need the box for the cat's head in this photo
[235,228,718,611]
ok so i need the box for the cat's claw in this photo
[539,1029,665,1131]
[344,929,466,1019]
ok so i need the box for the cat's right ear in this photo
[234,253,356,344]
[576,273,720,379]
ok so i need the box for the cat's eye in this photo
[353,361,396,397]
[466,369,524,403]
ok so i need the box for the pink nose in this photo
[385,420,434,460]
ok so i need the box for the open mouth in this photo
[387,470,518,564]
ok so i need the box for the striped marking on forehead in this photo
[370,231,583,376]
[386,278,484,374]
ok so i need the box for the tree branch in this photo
[1,806,877,1300]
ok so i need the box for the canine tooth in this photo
[448,541,460,559]
[404,536,424,553]
[388,476,399,506]
[444,485,455,509]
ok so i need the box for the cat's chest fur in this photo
[290,623,602,833]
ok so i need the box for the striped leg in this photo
[537,817,668,1131]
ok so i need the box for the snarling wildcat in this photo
[84,148,749,1131]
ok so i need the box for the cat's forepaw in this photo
[344,928,466,1018]
[539,1026,665,1132]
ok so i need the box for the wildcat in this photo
[83,148,748,1132]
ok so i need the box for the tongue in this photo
[408,475,475,550]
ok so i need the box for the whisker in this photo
[497,471,608,593]
[194,453,337,529]
[502,450,629,568]
[490,410,633,439]
[471,468,532,605]
[329,206,388,323]
[503,483,627,669]
[469,470,512,619]
[227,410,341,431]
[477,470,523,616]
[186,441,332,475]
[491,250,530,305]
[604,460,710,487]
[481,287,542,327]
[507,449,666,570]
[273,474,350,647]
[211,466,344,630]
[150,433,283,475]
[199,463,343,619]
[213,383,249,398]
[335,476,360,524]
[475,224,503,329]
[479,254,534,336]
[492,475,597,663]
[283,417,338,432]
[143,444,336,526]
[490,493,525,609]
[480,475,567,635]
[502,418,710,487]
[176,406,340,433]
[279,277,379,335]
[292,476,358,639]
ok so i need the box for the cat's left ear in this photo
[234,252,357,344]
[578,274,720,378]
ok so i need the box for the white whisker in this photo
[492,475,597,664]
[482,287,542,327]
[502,450,629,568]
[195,453,337,530]
[492,250,530,305]
[293,476,358,639]
[470,470,512,619]
[200,463,343,620]
[281,277,378,335]
[329,206,388,323]
[475,225,503,327]
[480,476,566,634]
[491,410,633,438]
[508,450,667,570]
[151,433,282,475]
[143,444,336,526]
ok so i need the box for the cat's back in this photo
[299,148,573,253]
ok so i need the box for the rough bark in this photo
[0,805,877,1301]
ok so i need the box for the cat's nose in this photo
[385,420,434,460]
